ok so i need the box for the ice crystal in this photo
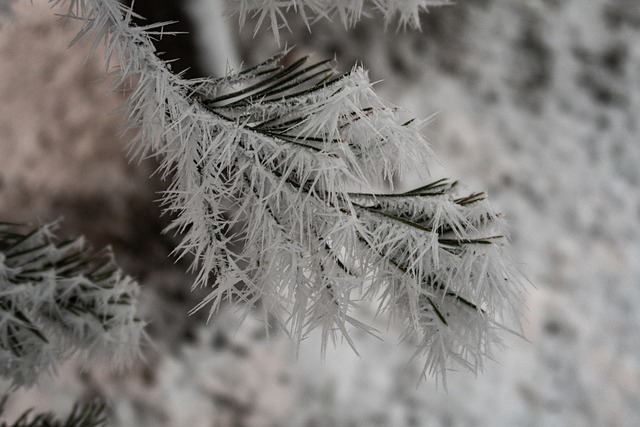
[229,0,453,41]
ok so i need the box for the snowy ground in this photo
[1,0,640,426]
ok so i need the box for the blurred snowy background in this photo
[1,0,640,426]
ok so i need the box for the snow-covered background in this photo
[1,0,640,426]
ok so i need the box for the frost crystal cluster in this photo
[46,0,522,378]
[0,223,142,388]
[230,0,452,41]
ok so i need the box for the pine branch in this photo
[47,0,524,380]
[0,223,143,388]
[0,397,107,427]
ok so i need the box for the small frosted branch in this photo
[227,0,454,42]
[0,223,143,388]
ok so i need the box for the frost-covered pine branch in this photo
[0,222,143,389]
[49,0,524,379]
[0,397,107,427]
